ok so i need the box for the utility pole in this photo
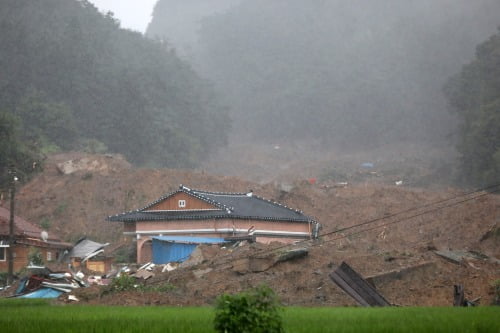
[7,171,17,285]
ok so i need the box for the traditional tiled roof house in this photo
[0,207,71,272]
[108,185,320,263]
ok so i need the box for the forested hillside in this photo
[0,0,229,188]
[148,0,500,150]
[444,28,500,186]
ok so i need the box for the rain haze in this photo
[145,0,500,185]
[1,0,499,187]
[89,0,157,32]
[1,0,500,313]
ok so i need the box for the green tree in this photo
[0,0,229,169]
[0,111,41,190]
[28,248,44,266]
[14,89,78,153]
[150,0,500,147]
[444,28,500,186]
[214,285,284,333]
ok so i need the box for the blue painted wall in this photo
[151,236,227,264]
[152,240,197,264]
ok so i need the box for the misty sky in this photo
[89,0,156,33]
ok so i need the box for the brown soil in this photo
[2,143,499,306]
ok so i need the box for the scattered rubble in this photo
[232,247,309,274]
[10,266,87,299]
[453,284,481,307]
[2,151,498,307]
[366,262,436,288]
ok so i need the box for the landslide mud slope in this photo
[4,151,499,306]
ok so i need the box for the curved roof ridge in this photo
[191,189,249,196]
[182,185,233,211]
[139,188,184,211]
[107,185,317,223]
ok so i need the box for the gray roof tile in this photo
[108,185,315,223]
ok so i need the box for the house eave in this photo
[109,214,314,224]
[127,228,311,238]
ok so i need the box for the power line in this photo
[322,187,499,245]
[150,182,499,282]
[214,182,500,266]
[320,182,500,239]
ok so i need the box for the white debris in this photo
[68,295,79,302]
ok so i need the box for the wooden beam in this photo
[329,261,391,307]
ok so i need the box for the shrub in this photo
[28,248,44,266]
[214,285,284,333]
[40,217,51,230]
[110,274,137,292]
[492,280,500,306]
[0,272,8,287]
[81,172,93,180]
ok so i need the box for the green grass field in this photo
[1,299,498,333]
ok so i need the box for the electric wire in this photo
[148,182,499,283]
[239,182,500,260]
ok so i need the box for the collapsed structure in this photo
[63,238,112,274]
[108,185,320,263]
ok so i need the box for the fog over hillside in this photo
[148,0,500,151]
[147,0,240,63]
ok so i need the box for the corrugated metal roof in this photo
[67,238,108,259]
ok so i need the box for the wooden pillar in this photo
[453,285,465,306]
[7,173,16,284]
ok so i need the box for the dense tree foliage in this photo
[0,0,229,182]
[0,111,41,190]
[444,28,500,186]
[149,0,500,150]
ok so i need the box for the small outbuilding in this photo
[64,238,112,274]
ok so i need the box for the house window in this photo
[178,199,186,208]
[47,251,52,261]
[0,247,5,261]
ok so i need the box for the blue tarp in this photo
[152,236,227,264]
[19,287,64,298]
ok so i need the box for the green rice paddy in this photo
[1,299,498,333]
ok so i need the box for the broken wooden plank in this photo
[329,261,391,307]
[453,285,480,307]
[330,272,371,306]
[453,284,465,306]
[132,270,154,280]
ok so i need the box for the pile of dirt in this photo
[2,150,499,306]
[70,239,499,307]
